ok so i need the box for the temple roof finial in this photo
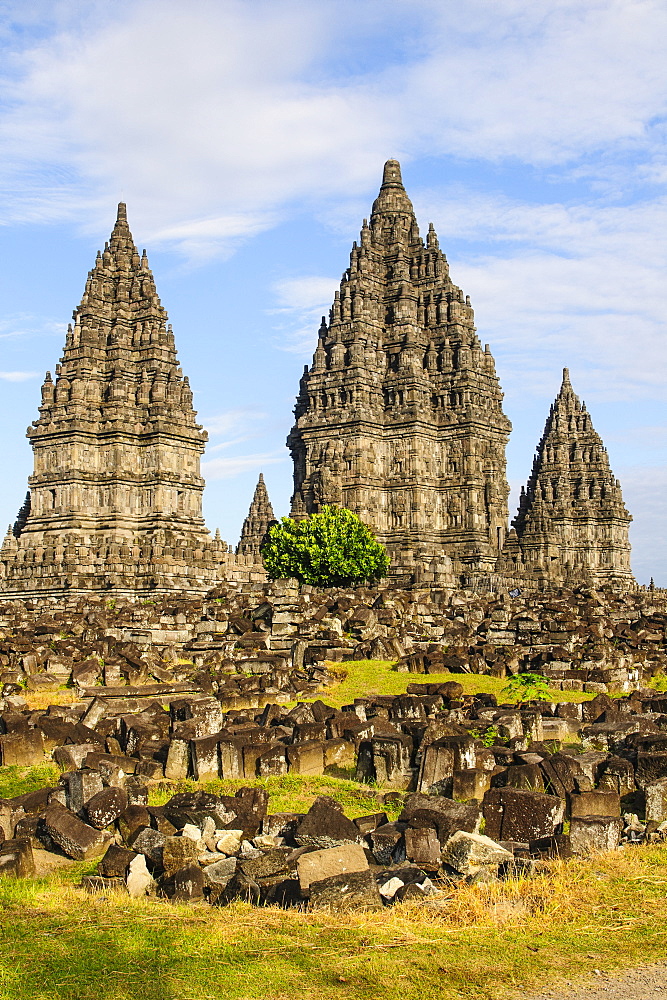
[382,159,404,187]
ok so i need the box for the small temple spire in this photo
[513,369,633,586]
[236,474,276,559]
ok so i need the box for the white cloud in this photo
[202,450,287,480]
[270,276,338,354]
[203,408,268,437]
[0,371,39,381]
[1,0,666,252]
[412,191,667,401]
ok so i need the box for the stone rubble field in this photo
[1,582,667,911]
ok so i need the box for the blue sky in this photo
[1,0,666,583]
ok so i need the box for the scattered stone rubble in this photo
[1,583,667,909]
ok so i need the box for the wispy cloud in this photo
[1,1,665,251]
[270,276,338,355]
[202,450,287,480]
[0,371,39,381]
[0,315,66,341]
[203,408,268,437]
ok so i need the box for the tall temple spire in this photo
[288,159,512,585]
[236,473,276,558]
[511,369,633,586]
[0,204,228,598]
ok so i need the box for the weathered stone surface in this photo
[399,794,481,845]
[296,843,368,891]
[98,844,137,878]
[570,816,622,854]
[308,869,383,912]
[295,800,362,849]
[85,787,129,830]
[482,788,565,843]
[161,836,201,876]
[440,831,512,876]
[644,778,667,824]
[44,804,111,860]
[126,853,153,898]
[0,837,35,878]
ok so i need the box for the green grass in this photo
[0,763,60,799]
[148,773,402,820]
[0,845,666,999]
[316,660,595,708]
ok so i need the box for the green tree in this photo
[501,672,552,704]
[261,505,390,587]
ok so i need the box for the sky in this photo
[0,0,665,584]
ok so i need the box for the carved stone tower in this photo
[287,160,512,583]
[0,204,228,597]
[236,473,275,558]
[511,369,633,586]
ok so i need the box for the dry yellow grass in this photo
[0,844,666,1000]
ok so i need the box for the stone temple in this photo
[0,162,635,598]
[503,368,633,587]
[0,205,264,597]
[288,160,633,590]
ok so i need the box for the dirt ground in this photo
[524,961,667,1000]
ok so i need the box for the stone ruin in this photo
[0,160,637,600]
[1,583,667,908]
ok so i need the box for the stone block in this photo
[169,863,205,901]
[86,787,129,829]
[308,869,383,911]
[404,826,441,867]
[286,741,325,776]
[190,733,221,781]
[0,837,35,878]
[399,793,481,845]
[257,744,288,777]
[44,804,111,860]
[161,835,201,876]
[0,730,44,766]
[296,800,362,849]
[569,815,622,854]
[636,753,667,789]
[126,853,153,897]
[128,827,166,868]
[417,735,476,795]
[97,844,137,878]
[164,738,190,781]
[452,768,492,801]
[370,822,407,865]
[117,804,151,843]
[441,830,512,876]
[482,788,565,843]
[323,738,356,770]
[644,778,667,824]
[569,790,620,819]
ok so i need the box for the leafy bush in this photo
[501,672,552,704]
[262,505,389,587]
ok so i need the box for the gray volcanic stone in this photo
[86,786,129,829]
[0,837,35,877]
[308,870,383,911]
[295,801,362,849]
[44,804,111,860]
[441,831,512,876]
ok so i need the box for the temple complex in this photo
[0,163,636,597]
